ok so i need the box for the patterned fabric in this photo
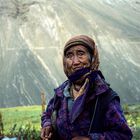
[41,73,133,140]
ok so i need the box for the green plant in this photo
[0,112,4,139]
[5,123,41,140]
[123,104,140,140]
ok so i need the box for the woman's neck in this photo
[70,78,89,100]
[73,84,81,91]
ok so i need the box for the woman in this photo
[41,35,132,140]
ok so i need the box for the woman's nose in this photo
[72,55,80,64]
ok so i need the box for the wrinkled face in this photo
[64,45,91,75]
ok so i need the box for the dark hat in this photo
[64,35,95,55]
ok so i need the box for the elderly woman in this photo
[41,35,132,140]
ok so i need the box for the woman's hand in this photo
[72,136,90,140]
[41,126,53,140]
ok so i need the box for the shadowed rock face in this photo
[0,0,140,107]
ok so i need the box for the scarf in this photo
[69,69,107,123]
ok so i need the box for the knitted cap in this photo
[64,35,95,55]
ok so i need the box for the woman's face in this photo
[64,45,91,75]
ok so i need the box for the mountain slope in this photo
[0,0,140,107]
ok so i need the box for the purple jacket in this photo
[41,75,132,140]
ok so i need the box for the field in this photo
[0,106,42,139]
[0,104,140,140]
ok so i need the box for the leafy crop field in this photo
[0,106,42,139]
[0,104,140,140]
[123,104,140,140]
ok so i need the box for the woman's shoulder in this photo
[98,88,120,109]
[54,80,70,96]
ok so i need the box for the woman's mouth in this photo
[73,67,82,71]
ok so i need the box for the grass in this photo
[0,104,140,139]
[123,104,140,140]
[0,105,42,139]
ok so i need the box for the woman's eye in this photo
[66,53,73,58]
[78,51,85,56]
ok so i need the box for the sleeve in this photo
[88,99,133,140]
[41,97,55,128]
